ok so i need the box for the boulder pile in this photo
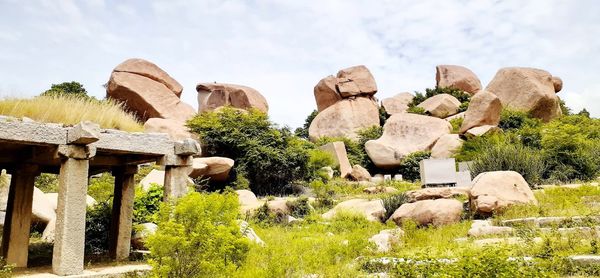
[196,83,268,113]
[309,65,380,141]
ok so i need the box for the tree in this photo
[41,81,90,99]
[294,109,318,139]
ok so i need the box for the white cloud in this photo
[0,0,599,127]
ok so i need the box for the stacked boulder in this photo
[435,65,482,95]
[196,83,268,113]
[106,58,196,140]
[309,65,380,141]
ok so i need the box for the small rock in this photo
[349,165,371,181]
[369,228,404,252]
[417,94,461,118]
[131,222,158,250]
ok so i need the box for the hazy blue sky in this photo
[1,0,599,127]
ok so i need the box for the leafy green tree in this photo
[187,107,319,195]
[295,109,318,139]
[398,151,431,182]
[147,192,249,278]
[40,81,90,99]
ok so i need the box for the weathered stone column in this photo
[53,122,100,276]
[161,139,200,201]
[109,165,137,261]
[1,164,40,268]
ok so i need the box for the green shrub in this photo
[40,81,91,99]
[85,200,112,255]
[381,193,409,221]
[286,196,312,218]
[187,107,313,195]
[406,106,427,115]
[315,136,365,166]
[133,184,163,225]
[35,173,59,193]
[309,180,335,209]
[307,149,334,180]
[449,117,463,133]
[147,192,249,277]
[398,151,431,182]
[471,141,546,185]
[0,258,12,278]
[88,173,116,202]
[499,109,542,131]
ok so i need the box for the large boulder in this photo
[381,92,414,114]
[144,118,193,140]
[322,199,386,222]
[485,67,562,122]
[365,113,452,168]
[196,83,268,113]
[431,134,464,159]
[193,157,234,182]
[113,58,183,97]
[139,169,194,190]
[436,65,482,95]
[335,65,377,98]
[45,193,97,210]
[236,190,264,214]
[309,98,380,141]
[32,187,56,224]
[319,142,352,178]
[390,198,463,227]
[314,75,342,112]
[107,61,195,122]
[405,187,470,203]
[552,77,563,93]
[470,171,538,215]
[417,94,461,118]
[459,90,502,133]
[349,165,371,181]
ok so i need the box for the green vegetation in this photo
[294,109,318,139]
[133,183,163,225]
[458,111,600,185]
[40,81,91,100]
[147,192,249,277]
[397,151,431,182]
[85,200,112,255]
[315,125,382,173]
[187,107,331,195]
[382,193,409,220]
[0,95,143,131]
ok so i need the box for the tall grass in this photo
[0,96,143,131]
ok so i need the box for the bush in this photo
[398,151,431,182]
[381,193,409,221]
[187,108,315,195]
[449,117,463,133]
[309,180,335,209]
[133,184,163,225]
[0,258,12,278]
[35,173,59,193]
[287,196,312,218]
[406,106,427,115]
[88,173,115,202]
[40,81,91,99]
[85,200,112,255]
[294,110,318,139]
[147,192,249,277]
[471,141,546,185]
[498,109,542,131]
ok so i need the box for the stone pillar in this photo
[52,145,95,276]
[109,165,137,261]
[1,164,39,268]
[163,165,192,201]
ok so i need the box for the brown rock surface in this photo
[144,118,193,140]
[486,67,562,122]
[193,157,234,182]
[365,113,451,168]
[405,187,470,203]
[319,142,353,178]
[470,171,537,215]
[436,65,482,95]
[335,65,377,98]
[459,90,502,133]
[196,83,268,113]
[309,98,380,141]
[349,165,371,181]
[431,134,464,159]
[417,94,461,118]
[465,125,501,139]
[114,58,183,97]
[391,198,463,226]
[314,75,342,112]
[381,92,414,114]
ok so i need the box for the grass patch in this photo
[0,96,143,131]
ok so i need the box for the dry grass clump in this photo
[0,96,143,132]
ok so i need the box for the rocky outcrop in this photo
[107,59,195,122]
[336,65,378,98]
[381,92,414,114]
[431,134,464,159]
[552,76,563,93]
[322,199,386,222]
[390,198,463,227]
[486,67,562,122]
[470,171,537,216]
[405,187,470,203]
[365,113,452,168]
[309,98,380,141]
[314,76,342,112]
[193,157,234,182]
[417,94,461,118]
[237,190,264,214]
[459,90,502,133]
[196,83,268,113]
[349,165,371,181]
[319,142,353,178]
[436,65,482,95]
[464,125,501,139]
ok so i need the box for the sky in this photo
[1,0,599,128]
